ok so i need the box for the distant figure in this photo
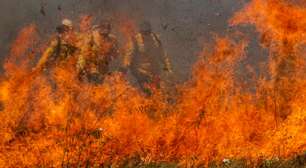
[77,21,119,84]
[274,38,299,120]
[122,21,172,94]
[35,19,78,71]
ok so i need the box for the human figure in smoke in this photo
[32,18,79,97]
[77,21,119,84]
[273,38,299,121]
[121,21,172,96]
[35,19,78,71]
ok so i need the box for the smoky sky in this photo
[0,0,258,82]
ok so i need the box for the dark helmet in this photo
[139,21,152,33]
[93,21,112,35]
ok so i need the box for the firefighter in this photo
[274,38,298,120]
[77,21,119,84]
[122,21,172,95]
[35,19,78,71]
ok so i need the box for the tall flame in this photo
[0,0,305,167]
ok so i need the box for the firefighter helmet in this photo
[139,21,152,33]
[62,19,73,28]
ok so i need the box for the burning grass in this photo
[0,0,305,167]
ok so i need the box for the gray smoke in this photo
[0,0,249,82]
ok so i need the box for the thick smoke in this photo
[0,0,247,81]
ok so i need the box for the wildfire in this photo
[0,0,305,167]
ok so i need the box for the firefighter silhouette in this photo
[122,21,172,95]
[77,21,119,84]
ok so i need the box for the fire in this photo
[0,0,305,167]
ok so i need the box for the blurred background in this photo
[0,0,265,82]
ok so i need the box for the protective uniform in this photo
[77,23,118,83]
[36,19,78,71]
[274,39,298,120]
[122,21,171,92]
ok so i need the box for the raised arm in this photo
[152,33,172,73]
[35,38,59,70]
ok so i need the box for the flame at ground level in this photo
[0,0,305,167]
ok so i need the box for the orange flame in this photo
[0,1,305,167]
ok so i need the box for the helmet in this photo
[92,24,100,30]
[93,21,111,35]
[56,19,73,34]
[100,22,111,30]
[139,21,151,33]
[62,19,73,28]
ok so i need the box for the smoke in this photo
[0,0,247,81]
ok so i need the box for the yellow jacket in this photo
[77,32,119,75]
[36,35,77,70]
[123,32,172,77]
